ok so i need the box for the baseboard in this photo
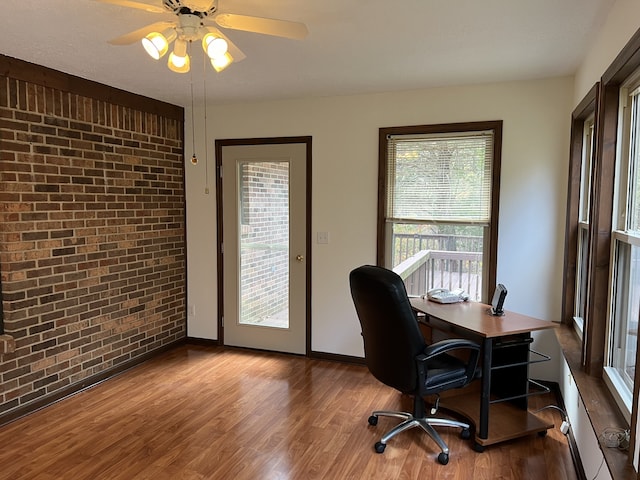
[185,336,221,347]
[0,338,187,427]
[182,337,364,365]
[309,350,365,365]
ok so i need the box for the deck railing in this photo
[393,249,483,301]
[392,233,483,267]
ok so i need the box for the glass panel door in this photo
[220,141,307,354]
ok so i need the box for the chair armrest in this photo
[418,338,481,387]
[422,338,480,360]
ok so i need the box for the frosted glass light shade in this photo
[168,39,190,73]
[142,32,169,60]
[211,52,233,72]
[168,52,190,73]
[202,33,228,59]
[141,29,177,60]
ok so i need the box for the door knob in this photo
[296,255,304,262]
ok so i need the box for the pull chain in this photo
[203,49,209,194]
[190,41,197,165]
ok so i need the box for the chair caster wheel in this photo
[374,441,386,453]
[460,428,471,439]
[473,442,485,453]
[437,452,449,465]
[368,415,378,426]
[538,430,548,437]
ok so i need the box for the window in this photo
[606,74,640,420]
[561,29,640,473]
[574,115,595,336]
[378,122,502,302]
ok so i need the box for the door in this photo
[218,139,309,354]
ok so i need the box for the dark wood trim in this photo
[376,128,388,267]
[583,83,619,376]
[377,121,503,302]
[309,350,366,365]
[561,83,600,327]
[566,27,640,476]
[0,338,186,428]
[0,54,183,120]
[215,136,313,355]
[305,139,313,356]
[487,121,502,295]
[215,139,225,345]
[186,337,221,347]
[602,28,640,85]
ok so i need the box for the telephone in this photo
[424,288,469,304]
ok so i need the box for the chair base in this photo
[369,410,470,465]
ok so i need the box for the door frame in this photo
[215,136,312,355]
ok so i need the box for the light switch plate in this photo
[317,231,329,244]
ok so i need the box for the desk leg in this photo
[479,337,493,440]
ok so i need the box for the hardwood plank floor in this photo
[0,345,577,479]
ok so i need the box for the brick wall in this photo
[0,56,186,418]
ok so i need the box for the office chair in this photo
[349,265,480,465]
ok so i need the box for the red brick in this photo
[0,68,185,420]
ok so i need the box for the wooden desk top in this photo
[410,297,556,338]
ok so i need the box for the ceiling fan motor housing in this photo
[164,0,218,16]
[176,14,204,41]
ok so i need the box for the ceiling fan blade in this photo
[214,13,308,40]
[108,21,175,45]
[94,0,167,14]
[202,26,246,62]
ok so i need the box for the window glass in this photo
[606,77,640,418]
[379,123,501,303]
[574,116,595,332]
[610,240,640,393]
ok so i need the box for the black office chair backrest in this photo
[349,265,426,394]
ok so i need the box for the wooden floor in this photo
[0,344,577,480]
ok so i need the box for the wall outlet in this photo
[188,304,195,316]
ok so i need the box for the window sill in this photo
[0,335,15,354]
[555,324,636,480]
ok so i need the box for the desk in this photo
[410,297,556,450]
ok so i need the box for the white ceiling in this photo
[0,0,616,107]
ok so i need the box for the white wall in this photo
[574,0,640,103]
[185,76,573,357]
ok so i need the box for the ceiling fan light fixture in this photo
[202,33,228,59]
[141,29,177,60]
[102,0,309,74]
[168,52,191,73]
[142,32,168,60]
[211,52,233,72]
[168,39,190,73]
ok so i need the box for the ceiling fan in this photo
[96,0,308,73]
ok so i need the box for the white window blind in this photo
[386,131,494,223]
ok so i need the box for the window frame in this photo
[562,83,599,334]
[603,73,640,422]
[574,113,596,338]
[561,28,640,475]
[377,121,502,303]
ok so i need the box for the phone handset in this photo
[424,288,469,304]
[426,288,447,296]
